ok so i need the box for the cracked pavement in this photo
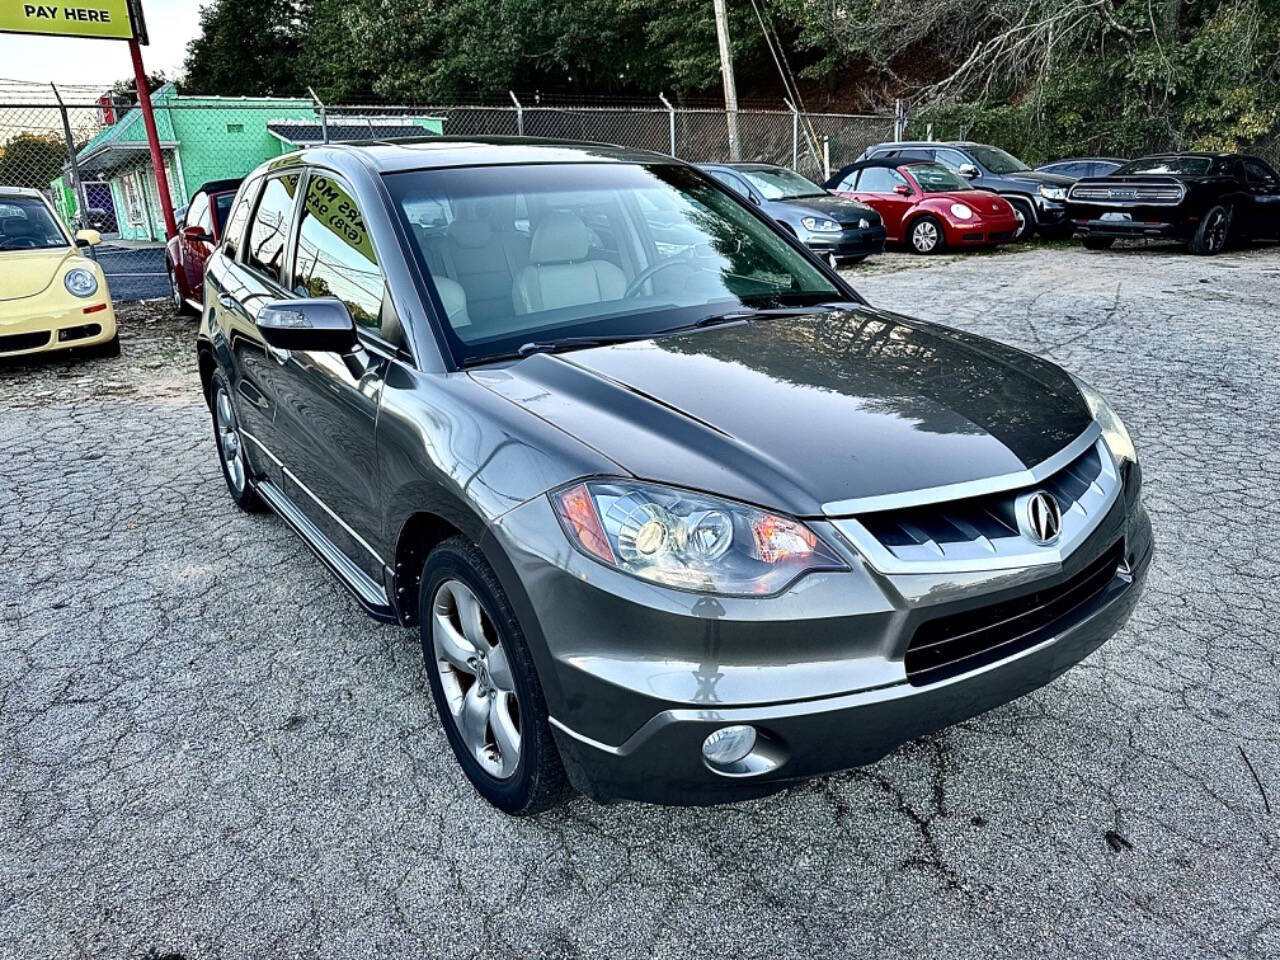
[2,245,1278,959]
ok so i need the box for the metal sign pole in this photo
[51,83,91,229]
[128,37,177,239]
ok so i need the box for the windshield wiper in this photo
[461,332,659,367]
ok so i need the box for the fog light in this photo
[702,725,757,766]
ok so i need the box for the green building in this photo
[57,85,442,241]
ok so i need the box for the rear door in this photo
[180,191,209,296]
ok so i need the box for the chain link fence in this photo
[1,85,896,306]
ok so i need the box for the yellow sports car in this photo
[0,186,118,360]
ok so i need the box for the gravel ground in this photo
[2,243,1277,959]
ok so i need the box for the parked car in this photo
[198,140,1152,813]
[827,156,1020,254]
[859,141,1075,240]
[698,162,885,264]
[165,177,242,314]
[1036,157,1127,180]
[0,186,118,360]
[1066,152,1280,255]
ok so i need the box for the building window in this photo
[226,123,244,133]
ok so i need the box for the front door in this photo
[1241,158,1280,239]
[842,167,914,241]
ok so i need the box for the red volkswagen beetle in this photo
[826,157,1020,254]
[165,178,242,315]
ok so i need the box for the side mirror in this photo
[75,228,101,247]
[257,298,357,353]
[958,163,979,179]
[893,184,911,196]
[183,224,214,243]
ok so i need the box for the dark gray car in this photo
[699,162,886,263]
[197,139,1152,813]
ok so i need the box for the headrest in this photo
[530,211,590,264]
[2,217,35,237]
[448,217,493,249]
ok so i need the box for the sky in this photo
[0,0,205,91]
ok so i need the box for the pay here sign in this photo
[0,0,142,40]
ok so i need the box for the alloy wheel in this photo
[1205,208,1228,252]
[171,272,183,311]
[215,388,247,495]
[1012,206,1028,239]
[912,220,939,253]
[432,579,521,780]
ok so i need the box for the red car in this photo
[165,178,241,314]
[826,157,1020,254]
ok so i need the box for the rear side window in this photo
[185,192,209,231]
[857,167,909,193]
[292,172,386,331]
[707,170,751,199]
[245,173,300,284]
[222,176,261,255]
[1243,159,1278,188]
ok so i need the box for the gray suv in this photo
[197,139,1152,813]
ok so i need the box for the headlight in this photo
[551,480,846,595]
[949,203,974,220]
[1071,374,1136,464]
[64,268,98,298]
[801,216,841,233]
[1039,185,1067,202]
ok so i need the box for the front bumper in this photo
[0,290,117,358]
[1073,217,1191,241]
[947,213,1020,246]
[803,224,887,259]
[492,484,1153,805]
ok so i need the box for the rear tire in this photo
[908,215,946,255]
[170,267,192,316]
[1189,205,1230,256]
[420,537,570,815]
[1083,237,1115,251]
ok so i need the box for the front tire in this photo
[209,371,262,512]
[170,267,192,316]
[908,215,945,255]
[420,537,569,815]
[1007,198,1036,241]
[1189,205,1230,255]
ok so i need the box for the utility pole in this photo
[712,0,741,161]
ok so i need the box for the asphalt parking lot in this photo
[2,243,1278,959]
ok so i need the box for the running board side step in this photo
[256,480,398,623]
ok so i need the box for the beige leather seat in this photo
[512,212,626,315]
[433,276,471,330]
[416,197,530,326]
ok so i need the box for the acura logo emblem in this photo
[1026,491,1062,544]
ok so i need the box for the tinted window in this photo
[185,192,209,230]
[932,148,971,171]
[245,173,300,283]
[0,196,69,251]
[212,192,235,233]
[222,176,261,254]
[292,173,385,330]
[857,167,909,193]
[1243,159,1278,187]
[908,163,969,192]
[968,146,1030,174]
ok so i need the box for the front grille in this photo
[905,540,1125,685]
[0,330,50,354]
[1069,184,1183,204]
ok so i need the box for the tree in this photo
[0,134,67,191]
[183,0,305,96]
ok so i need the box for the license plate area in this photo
[1101,212,1132,222]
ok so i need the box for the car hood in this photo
[0,246,75,301]
[1003,169,1074,188]
[931,190,1013,213]
[471,307,1093,517]
[774,194,881,224]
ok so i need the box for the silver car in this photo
[197,139,1152,813]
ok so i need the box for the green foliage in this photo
[0,134,67,190]
[183,0,307,96]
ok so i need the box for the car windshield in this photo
[0,196,70,251]
[386,162,847,365]
[969,146,1031,175]
[907,163,970,192]
[1115,156,1213,176]
[735,167,827,200]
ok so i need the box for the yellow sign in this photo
[0,1,139,40]
[304,175,376,264]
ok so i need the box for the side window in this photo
[221,177,260,255]
[292,172,386,332]
[709,170,751,199]
[245,173,300,284]
[1243,159,1278,188]
[185,192,209,230]
[932,148,970,171]
[857,167,908,193]
[836,171,860,191]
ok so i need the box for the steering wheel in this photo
[4,237,37,249]
[623,242,723,299]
